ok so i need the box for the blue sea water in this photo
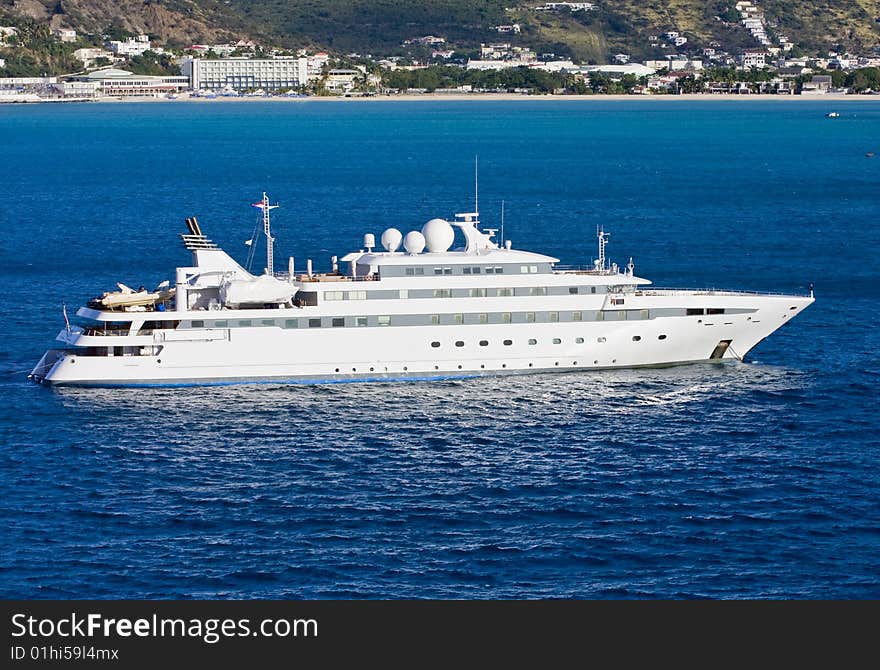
[0,99,878,599]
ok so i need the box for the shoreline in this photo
[4,92,877,105]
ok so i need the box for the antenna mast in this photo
[500,199,505,246]
[597,226,609,272]
[474,155,479,222]
[254,192,280,275]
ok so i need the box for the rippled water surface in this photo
[1,100,878,598]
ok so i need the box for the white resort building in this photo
[65,69,189,97]
[180,56,310,91]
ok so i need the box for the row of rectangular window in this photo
[186,309,651,330]
[395,264,551,277]
[318,285,604,302]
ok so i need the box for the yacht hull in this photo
[32,293,812,388]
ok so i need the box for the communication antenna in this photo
[474,155,479,218]
[252,192,280,275]
[500,199,505,247]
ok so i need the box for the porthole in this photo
[632,335,641,342]
[457,365,462,369]
[612,359,617,363]
[434,365,439,370]
[658,334,667,340]
[455,341,464,347]
[554,362,559,366]
[552,338,561,345]
[480,364,485,369]
[528,338,537,345]
[594,360,598,364]
[352,367,357,372]
[403,366,408,371]
[575,337,584,344]
[335,368,340,372]
[503,339,513,346]
[502,363,507,368]
[597,337,606,343]
[156,359,161,364]
[573,361,577,365]
[479,340,488,346]
[370,367,374,372]
[528,363,533,367]
[431,341,440,348]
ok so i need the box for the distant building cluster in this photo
[534,2,597,12]
[3,8,880,101]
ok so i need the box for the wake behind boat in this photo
[30,192,813,387]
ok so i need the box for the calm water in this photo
[0,100,878,598]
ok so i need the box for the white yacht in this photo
[30,193,813,387]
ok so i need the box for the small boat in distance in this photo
[826,112,840,118]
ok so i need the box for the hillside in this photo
[2,0,879,61]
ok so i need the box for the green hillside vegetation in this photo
[0,19,83,76]
[2,0,879,75]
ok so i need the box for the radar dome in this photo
[421,218,455,253]
[403,231,426,255]
[381,228,403,252]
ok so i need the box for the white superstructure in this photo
[30,195,814,387]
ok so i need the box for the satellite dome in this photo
[403,231,426,255]
[421,218,455,253]
[381,228,403,252]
